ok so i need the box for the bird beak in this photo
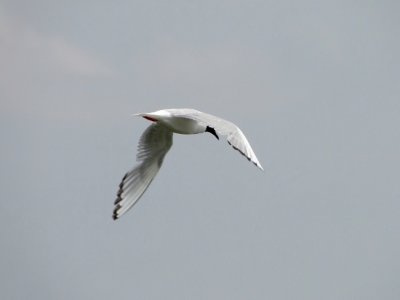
[133,113,158,122]
[143,116,157,122]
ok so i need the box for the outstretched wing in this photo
[168,109,263,170]
[113,123,173,220]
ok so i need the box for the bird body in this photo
[113,108,263,220]
[136,110,207,134]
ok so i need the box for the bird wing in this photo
[168,109,263,170]
[113,123,173,220]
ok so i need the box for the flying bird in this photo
[113,108,263,220]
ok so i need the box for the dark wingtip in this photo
[115,185,124,204]
[115,172,129,204]
[205,126,219,140]
[112,205,121,220]
[254,161,263,170]
[114,196,122,205]
[113,171,132,219]
[228,140,262,170]
[119,173,128,189]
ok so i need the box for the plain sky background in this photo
[1,1,399,299]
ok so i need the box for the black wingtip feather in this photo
[112,204,121,220]
[119,174,128,189]
[114,195,122,205]
[227,140,259,166]
[115,172,129,204]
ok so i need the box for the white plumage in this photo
[113,108,263,220]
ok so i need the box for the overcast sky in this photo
[1,1,400,299]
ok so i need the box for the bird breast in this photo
[161,117,205,134]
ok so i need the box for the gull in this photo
[113,108,263,220]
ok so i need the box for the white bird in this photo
[113,108,263,220]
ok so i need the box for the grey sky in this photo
[1,1,399,299]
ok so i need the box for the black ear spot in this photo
[206,126,219,140]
